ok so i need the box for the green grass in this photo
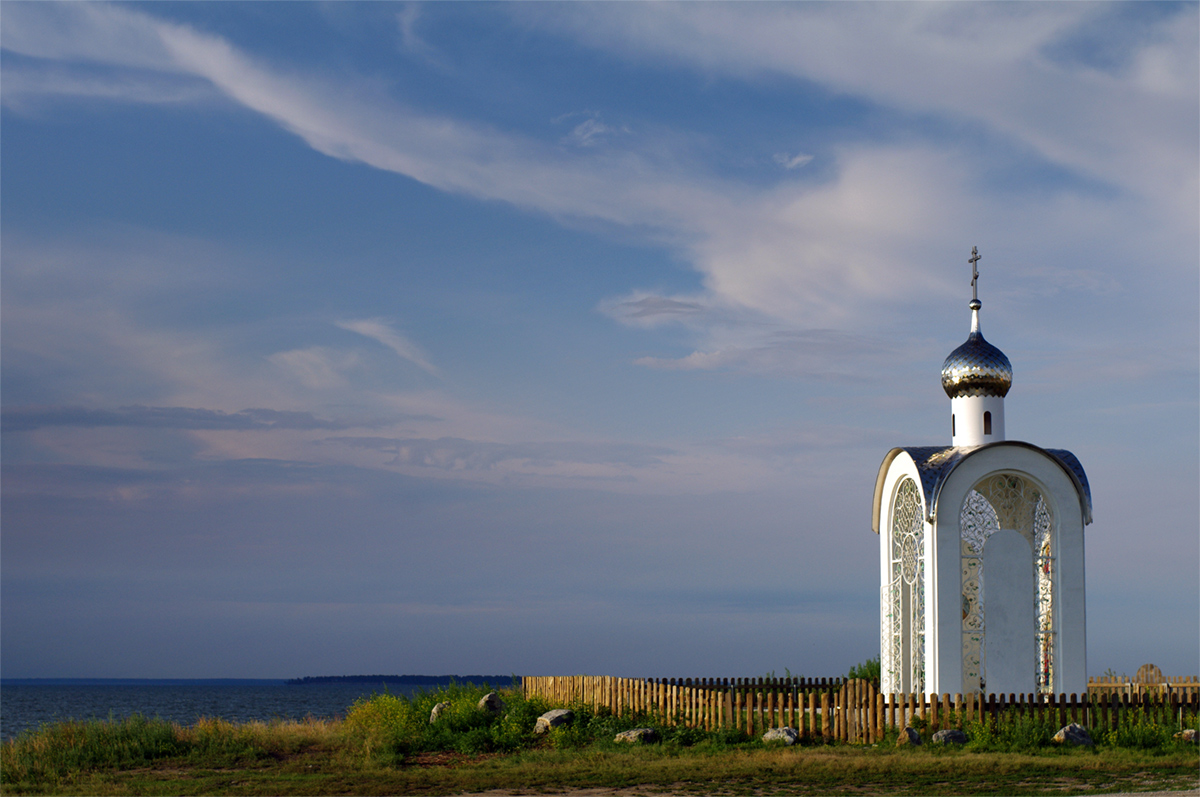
[3,684,1197,796]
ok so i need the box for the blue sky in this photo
[2,2,1197,680]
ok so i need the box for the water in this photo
[0,681,435,741]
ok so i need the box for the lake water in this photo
[0,681,441,741]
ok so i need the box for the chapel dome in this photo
[941,301,1012,398]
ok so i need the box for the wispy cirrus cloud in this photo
[2,2,1193,373]
[333,436,673,471]
[335,319,438,376]
[633,328,918,381]
[518,3,1198,212]
[0,404,361,433]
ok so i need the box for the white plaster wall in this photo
[934,443,1087,696]
[983,529,1036,695]
[950,395,1006,447]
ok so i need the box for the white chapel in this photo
[872,248,1092,697]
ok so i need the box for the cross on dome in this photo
[941,246,1012,399]
[969,246,981,307]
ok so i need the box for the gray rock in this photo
[478,692,506,714]
[932,728,968,745]
[534,709,574,734]
[1174,728,1198,743]
[762,727,799,746]
[896,726,923,746]
[1053,723,1093,746]
[615,727,659,744]
[429,701,451,723]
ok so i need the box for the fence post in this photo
[836,683,844,742]
[821,691,831,742]
[876,689,885,741]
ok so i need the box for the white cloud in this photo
[2,3,1194,383]
[773,152,813,171]
[519,3,1198,216]
[267,347,356,391]
[335,318,438,375]
[1,65,212,113]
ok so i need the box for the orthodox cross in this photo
[969,246,981,303]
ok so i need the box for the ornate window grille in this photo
[883,477,924,695]
[960,473,1055,694]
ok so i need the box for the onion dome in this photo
[941,299,1012,398]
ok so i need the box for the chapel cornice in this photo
[872,441,1092,533]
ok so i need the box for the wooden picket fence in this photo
[522,675,1200,744]
[1088,675,1200,699]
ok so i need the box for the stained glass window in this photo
[883,478,923,695]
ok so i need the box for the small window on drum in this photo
[952,414,956,436]
[983,411,992,435]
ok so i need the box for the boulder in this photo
[429,701,451,723]
[932,729,968,745]
[615,727,659,744]
[1053,723,1093,746]
[762,727,799,746]
[1174,728,1198,743]
[534,709,574,734]
[478,692,506,714]
[896,726,923,746]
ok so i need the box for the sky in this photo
[1,2,1197,681]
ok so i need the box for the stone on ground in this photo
[429,701,451,723]
[534,709,574,734]
[1174,728,1198,743]
[478,692,506,714]
[615,728,659,744]
[932,728,968,745]
[896,726,922,746]
[1053,723,1093,746]
[762,727,799,745]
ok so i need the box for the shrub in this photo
[964,711,1057,752]
[1,715,185,784]
[847,657,881,683]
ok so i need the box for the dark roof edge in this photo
[872,441,1092,534]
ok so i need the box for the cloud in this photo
[396,4,435,61]
[335,319,438,375]
[0,405,389,433]
[519,3,1198,214]
[3,1,1193,348]
[599,293,714,328]
[773,152,813,171]
[2,1,1194,404]
[1,64,213,113]
[267,347,356,390]
[633,329,913,380]
[332,436,674,471]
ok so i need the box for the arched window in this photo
[952,414,956,436]
[960,473,1055,694]
[983,411,992,435]
[883,478,924,695]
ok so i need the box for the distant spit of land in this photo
[285,675,517,686]
[1,675,517,687]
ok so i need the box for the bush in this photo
[1,715,185,784]
[964,711,1058,752]
[1102,711,1179,751]
[847,657,881,683]
[343,682,552,756]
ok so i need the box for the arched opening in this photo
[952,414,956,436]
[883,477,924,695]
[983,411,992,435]
[960,473,1056,694]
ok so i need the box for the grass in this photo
[3,684,1197,796]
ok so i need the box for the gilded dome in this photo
[941,303,1011,398]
